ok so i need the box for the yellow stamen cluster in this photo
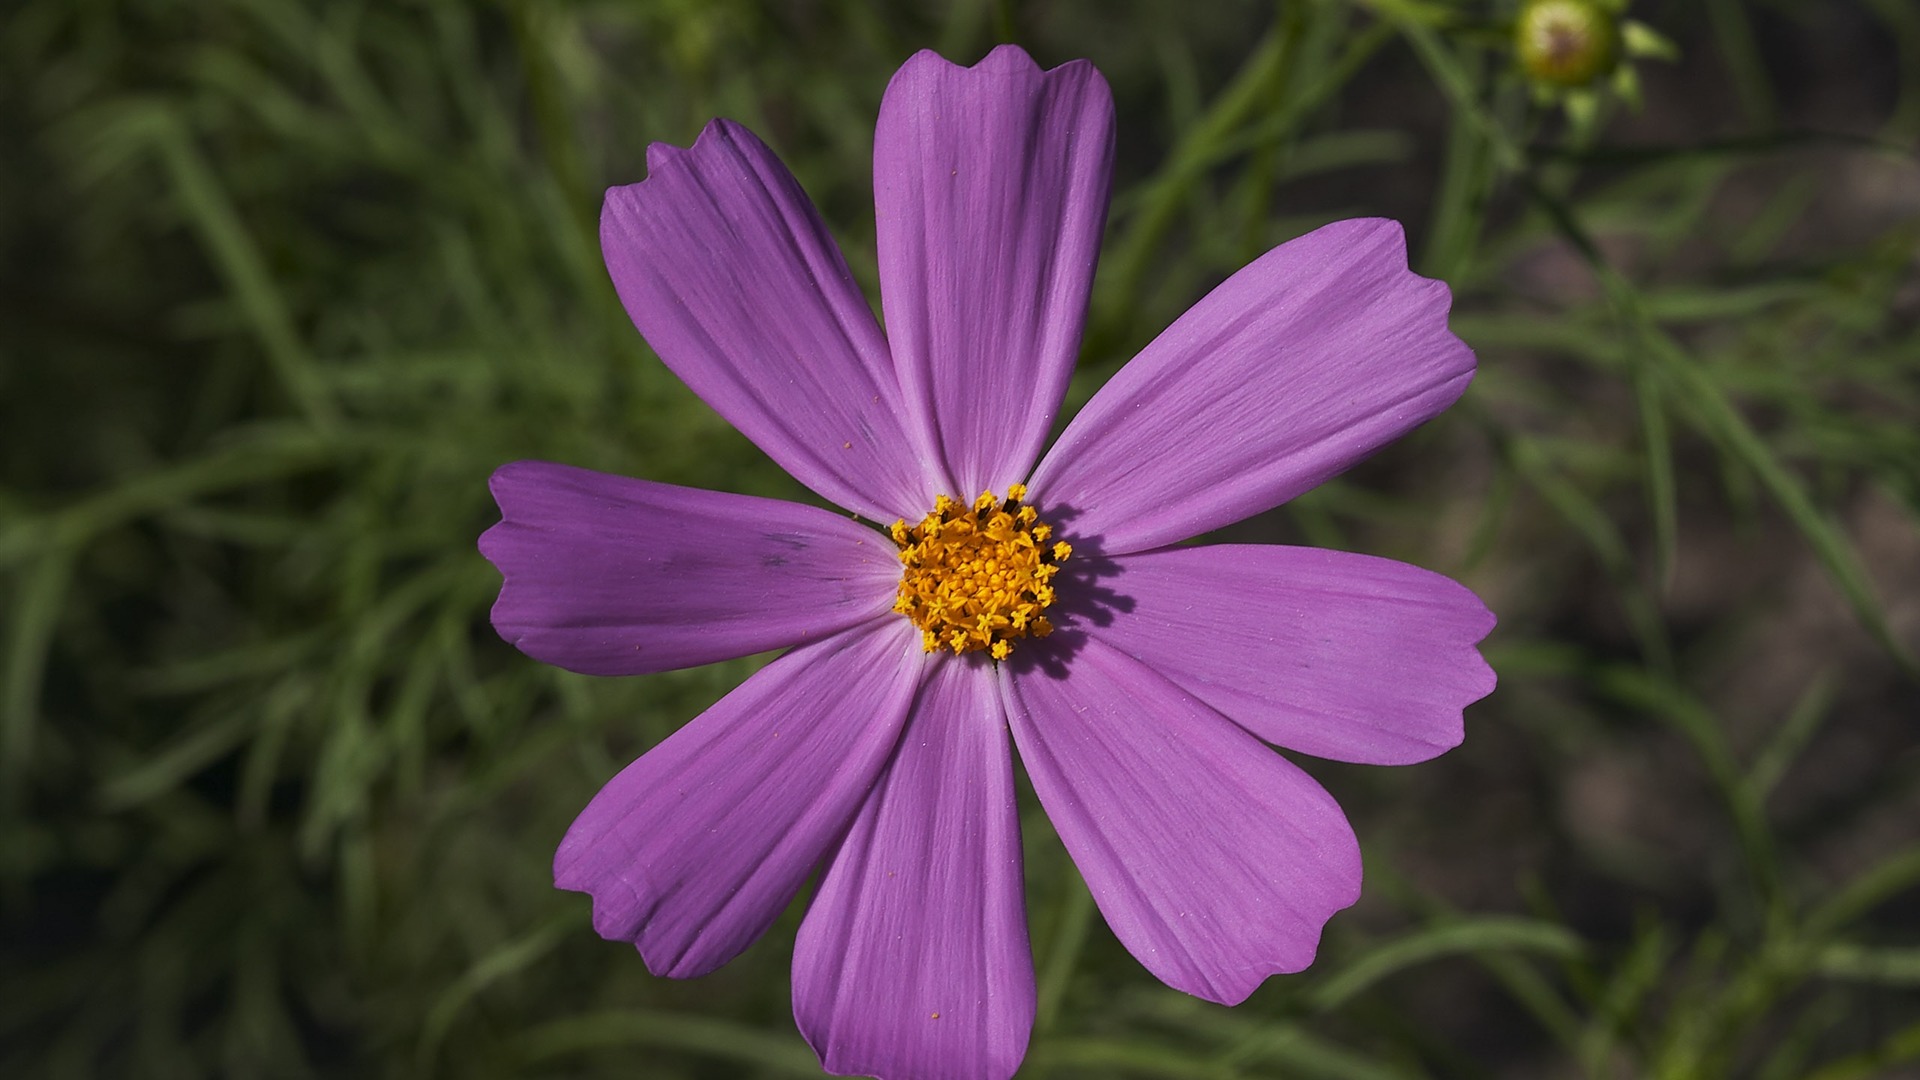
[890,484,1071,661]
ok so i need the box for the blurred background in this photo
[4,0,1918,1076]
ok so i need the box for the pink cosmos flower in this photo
[481,45,1494,1080]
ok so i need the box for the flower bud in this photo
[1515,0,1621,88]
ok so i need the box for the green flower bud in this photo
[1515,0,1621,88]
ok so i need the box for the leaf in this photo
[1309,917,1586,1013]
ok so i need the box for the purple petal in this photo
[554,619,925,978]
[1029,219,1475,554]
[1001,636,1361,1004]
[874,46,1115,497]
[602,120,933,522]
[1083,545,1495,765]
[793,657,1032,1080]
[480,461,901,676]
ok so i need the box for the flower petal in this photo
[793,656,1032,1080]
[1082,545,1495,765]
[1001,636,1361,1004]
[602,119,931,522]
[874,46,1115,496]
[554,619,925,978]
[1029,218,1475,554]
[480,461,900,676]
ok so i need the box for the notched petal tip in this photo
[1429,571,1500,708]
[1321,216,1428,276]
[1463,620,1501,707]
[639,118,752,174]
[554,874,715,980]
[553,856,634,932]
[890,41,1106,87]
[485,458,542,500]
[643,141,679,174]
[474,517,507,568]
[612,117,746,198]
[1328,217,1421,280]
[477,461,531,641]
[893,43,1036,77]
[975,42,1110,82]
[553,848,718,979]
[975,41,1044,73]
[1194,869,1361,1007]
[1339,215,1472,346]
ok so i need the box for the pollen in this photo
[890,484,1070,660]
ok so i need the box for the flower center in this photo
[889,484,1071,661]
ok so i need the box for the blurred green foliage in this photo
[4,0,1919,1077]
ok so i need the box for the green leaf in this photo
[1310,917,1586,1012]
